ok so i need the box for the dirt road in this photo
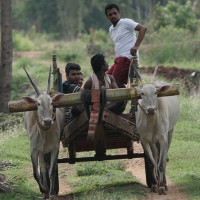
[56,143,189,200]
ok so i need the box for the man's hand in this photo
[130,47,138,56]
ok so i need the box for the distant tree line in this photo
[12,0,200,39]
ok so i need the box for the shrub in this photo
[83,29,113,56]
[13,30,35,51]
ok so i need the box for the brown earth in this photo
[140,66,200,92]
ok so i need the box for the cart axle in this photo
[57,153,145,164]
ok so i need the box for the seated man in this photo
[84,54,126,114]
[78,72,84,87]
[62,63,83,125]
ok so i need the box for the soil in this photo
[140,66,200,92]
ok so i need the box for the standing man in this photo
[105,3,147,86]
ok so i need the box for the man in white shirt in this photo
[105,3,147,87]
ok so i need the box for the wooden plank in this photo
[61,110,139,149]
[8,85,180,113]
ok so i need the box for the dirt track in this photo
[140,66,200,92]
[56,142,189,200]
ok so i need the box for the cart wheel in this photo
[68,143,76,164]
[127,140,134,157]
[144,153,153,188]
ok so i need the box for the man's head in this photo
[78,72,84,87]
[91,54,108,74]
[105,3,120,25]
[65,63,81,84]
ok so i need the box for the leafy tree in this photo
[152,1,199,32]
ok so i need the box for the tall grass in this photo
[140,26,200,68]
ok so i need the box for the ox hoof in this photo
[151,185,158,193]
[49,195,57,200]
[165,185,168,191]
[42,193,49,199]
[158,187,167,195]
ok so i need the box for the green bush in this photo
[152,1,199,33]
[13,30,35,51]
[141,26,200,65]
[83,29,113,56]
[45,41,87,63]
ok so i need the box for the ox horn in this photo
[132,63,145,85]
[23,67,40,96]
[151,57,159,83]
[46,66,51,93]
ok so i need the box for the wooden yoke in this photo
[8,86,180,113]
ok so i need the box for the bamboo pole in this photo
[8,85,179,113]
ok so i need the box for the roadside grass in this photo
[167,94,200,199]
[0,123,41,200]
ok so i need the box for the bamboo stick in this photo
[8,85,179,113]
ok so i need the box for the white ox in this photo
[23,67,65,199]
[135,68,180,195]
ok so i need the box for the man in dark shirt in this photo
[62,63,82,94]
[62,63,82,125]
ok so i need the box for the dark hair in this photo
[105,3,119,15]
[91,54,105,74]
[65,63,81,75]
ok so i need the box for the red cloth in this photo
[107,57,130,85]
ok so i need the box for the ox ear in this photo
[23,96,37,103]
[52,93,64,102]
[156,85,171,93]
[134,87,143,95]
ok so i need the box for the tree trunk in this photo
[0,0,13,113]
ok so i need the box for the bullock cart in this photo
[8,55,180,196]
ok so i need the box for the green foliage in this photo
[83,29,113,56]
[42,41,87,63]
[13,30,35,51]
[141,26,200,65]
[13,29,49,51]
[152,1,199,32]
[12,0,200,39]
[11,57,55,100]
